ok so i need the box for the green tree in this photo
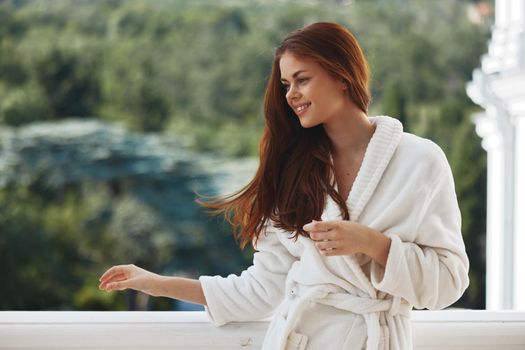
[381,80,409,130]
[34,49,102,119]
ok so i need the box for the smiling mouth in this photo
[295,103,311,115]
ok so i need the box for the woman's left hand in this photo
[303,220,392,266]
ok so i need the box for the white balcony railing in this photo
[1,310,525,349]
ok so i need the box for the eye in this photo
[282,84,290,92]
[297,77,309,84]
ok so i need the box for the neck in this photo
[322,104,376,160]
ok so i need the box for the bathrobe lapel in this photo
[322,116,403,298]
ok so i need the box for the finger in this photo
[105,280,129,292]
[99,266,120,282]
[101,272,126,283]
[320,247,338,256]
[99,273,127,289]
[303,220,338,232]
[99,265,128,282]
[309,230,337,242]
[315,240,338,251]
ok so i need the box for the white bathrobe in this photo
[199,115,470,350]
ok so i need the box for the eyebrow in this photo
[280,70,307,83]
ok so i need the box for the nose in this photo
[286,84,300,102]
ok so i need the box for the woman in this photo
[99,22,469,350]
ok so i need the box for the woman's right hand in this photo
[98,264,161,296]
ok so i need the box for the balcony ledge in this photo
[1,310,525,349]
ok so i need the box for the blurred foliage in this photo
[0,0,491,310]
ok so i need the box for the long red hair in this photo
[197,22,371,249]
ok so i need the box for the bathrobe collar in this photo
[323,115,403,222]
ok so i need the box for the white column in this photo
[509,0,524,25]
[473,113,505,310]
[502,117,516,310]
[472,106,517,310]
[494,0,508,27]
[515,114,525,309]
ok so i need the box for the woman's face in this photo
[279,52,348,128]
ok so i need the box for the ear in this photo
[339,79,348,90]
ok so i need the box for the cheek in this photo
[314,91,339,113]
[322,89,346,111]
[308,81,330,100]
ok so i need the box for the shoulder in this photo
[393,132,450,178]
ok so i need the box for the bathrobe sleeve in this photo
[199,222,297,326]
[370,155,470,310]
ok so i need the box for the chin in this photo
[298,118,321,129]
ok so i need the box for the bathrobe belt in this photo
[276,283,411,350]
